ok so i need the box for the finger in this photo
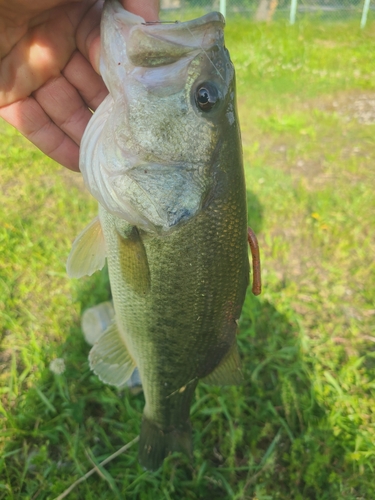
[0,98,80,171]
[63,51,108,110]
[33,74,93,146]
[76,0,160,75]
[0,1,83,24]
[0,2,92,107]
[122,0,160,21]
[76,0,103,73]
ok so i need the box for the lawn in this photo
[1,18,375,500]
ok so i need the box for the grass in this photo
[1,18,375,500]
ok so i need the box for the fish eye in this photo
[195,83,219,111]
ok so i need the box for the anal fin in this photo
[89,320,136,387]
[66,216,106,278]
[201,342,243,386]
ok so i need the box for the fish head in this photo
[80,0,240,233]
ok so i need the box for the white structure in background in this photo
[220,0,227,17]
[161,0,372,28]
[361,0,371,27]
[160,0,227,17]
[161,0,181,8]
[290,0,372,27]
[290,0,298,23]
[161,0,227,18]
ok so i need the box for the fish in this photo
[66,0,260,471]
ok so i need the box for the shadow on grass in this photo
[1,191,346,499]
[220,288,353,500]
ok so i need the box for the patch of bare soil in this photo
[57,166,87,193]
[318,90,375,125]
[347,94,375,124]
[0,346,12,375]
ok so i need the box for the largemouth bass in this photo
[67,0,257,470]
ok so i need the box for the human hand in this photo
[0,0,160,171]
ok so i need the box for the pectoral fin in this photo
[116,225,151,296]
[66,217,106,278]
[201,342,243,386]
[89,320,136,387]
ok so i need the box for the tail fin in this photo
[138,417,192,471]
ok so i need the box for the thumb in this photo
[84,0,160,75]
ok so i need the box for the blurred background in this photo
[161,0,374,24]
[1,4,375,500]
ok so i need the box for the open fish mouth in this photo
[127,12,226,70]
[80,1,234,233]
[99,3,227,94]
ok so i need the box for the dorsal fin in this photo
[66,217,106,278]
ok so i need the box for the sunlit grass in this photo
[1,19,375,500]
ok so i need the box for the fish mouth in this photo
[140,11,225,30]
[102,0,226,71]
[80,1,230,234]
[127,11,226,68]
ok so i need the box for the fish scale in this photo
[67,0,250,470]
[98,157,249,467]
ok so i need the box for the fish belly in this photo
[99,173,249,469]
